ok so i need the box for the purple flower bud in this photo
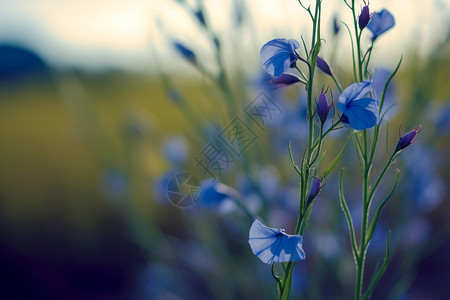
[270,73,301,87]
[316,92,332,125]
[333,16,340,35]
[359,5,371,30]
[395,125,421,152]
[316,56,332,76]
[195,10,206,27]
[307,177,323,207]
[173,41,196,63]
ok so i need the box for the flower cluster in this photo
[241,2,422,299]
[163,1,429,299]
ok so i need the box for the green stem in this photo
[363,42,374,77]
[197,0,237,120]
[350,1,363,82]
[279,2,321,299]
[295,65,308,83]
[356,159,369,300]
[369,153,396,201]
[352,4,369,297]
[368,57,402,167]
[331,72,343,93]
[311,120,342,150]
[309,125,324,167]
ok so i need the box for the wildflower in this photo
[257,165,280,200]
[233,0,243,26]
[306,177,324,207]
[167,89,183,104]
[270,73,302,87]
[316,91,333,125]
[367,9,395,40]
[260,38,300,77]
[248,219,306,264]
[163,136,189,166]
[337,80,379,130]
[173,41,196,63]
[213,36,220,50]
[434,103,450,133]
[316,56,332,76]
[359,5,371,30]
[199,179,238,210]
[395,125,421,152]
[194,10,206,27]
[404,146,445,212]
[333,15,340,35]
[101,168,127,202]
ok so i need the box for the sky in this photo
[0,0,448,72]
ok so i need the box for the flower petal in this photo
[343,97,379,130]
[199,179,238,209]
[260,39,299,77]
[173,41,196,63]
[367,9,395,40]
[338,81,373,107]
[248,219,306,264]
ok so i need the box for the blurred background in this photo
[0,0,449,299]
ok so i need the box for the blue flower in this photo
[173,41,196,63]
[403,145,446,212]
[367,9,395,40]
[100,168,127,202]
[248,219,306,264]
[199,179,238,211]
[163,136,189,166]
[337,81,379,130]
[260,39,300,77]
[333,15,340,35]
[257,165,280,200]
[434,103,450,133]
[194,10,206,27]
[167,89,183,104]
[232,0,243,26]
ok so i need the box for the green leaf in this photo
[366,170,399,245]
[322,134,351,179]
[368,124,379,166]
[288,141,302,176]
[341,21,357,82]
[385,121,390,156]
[339,169,359,262]
[297,0,314,21]
[352,133,365,169]
[362,231,391,300]
[379,56,402,113]
[301,36,309,59]
[271,263,283,294]
[310,41,321,62]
